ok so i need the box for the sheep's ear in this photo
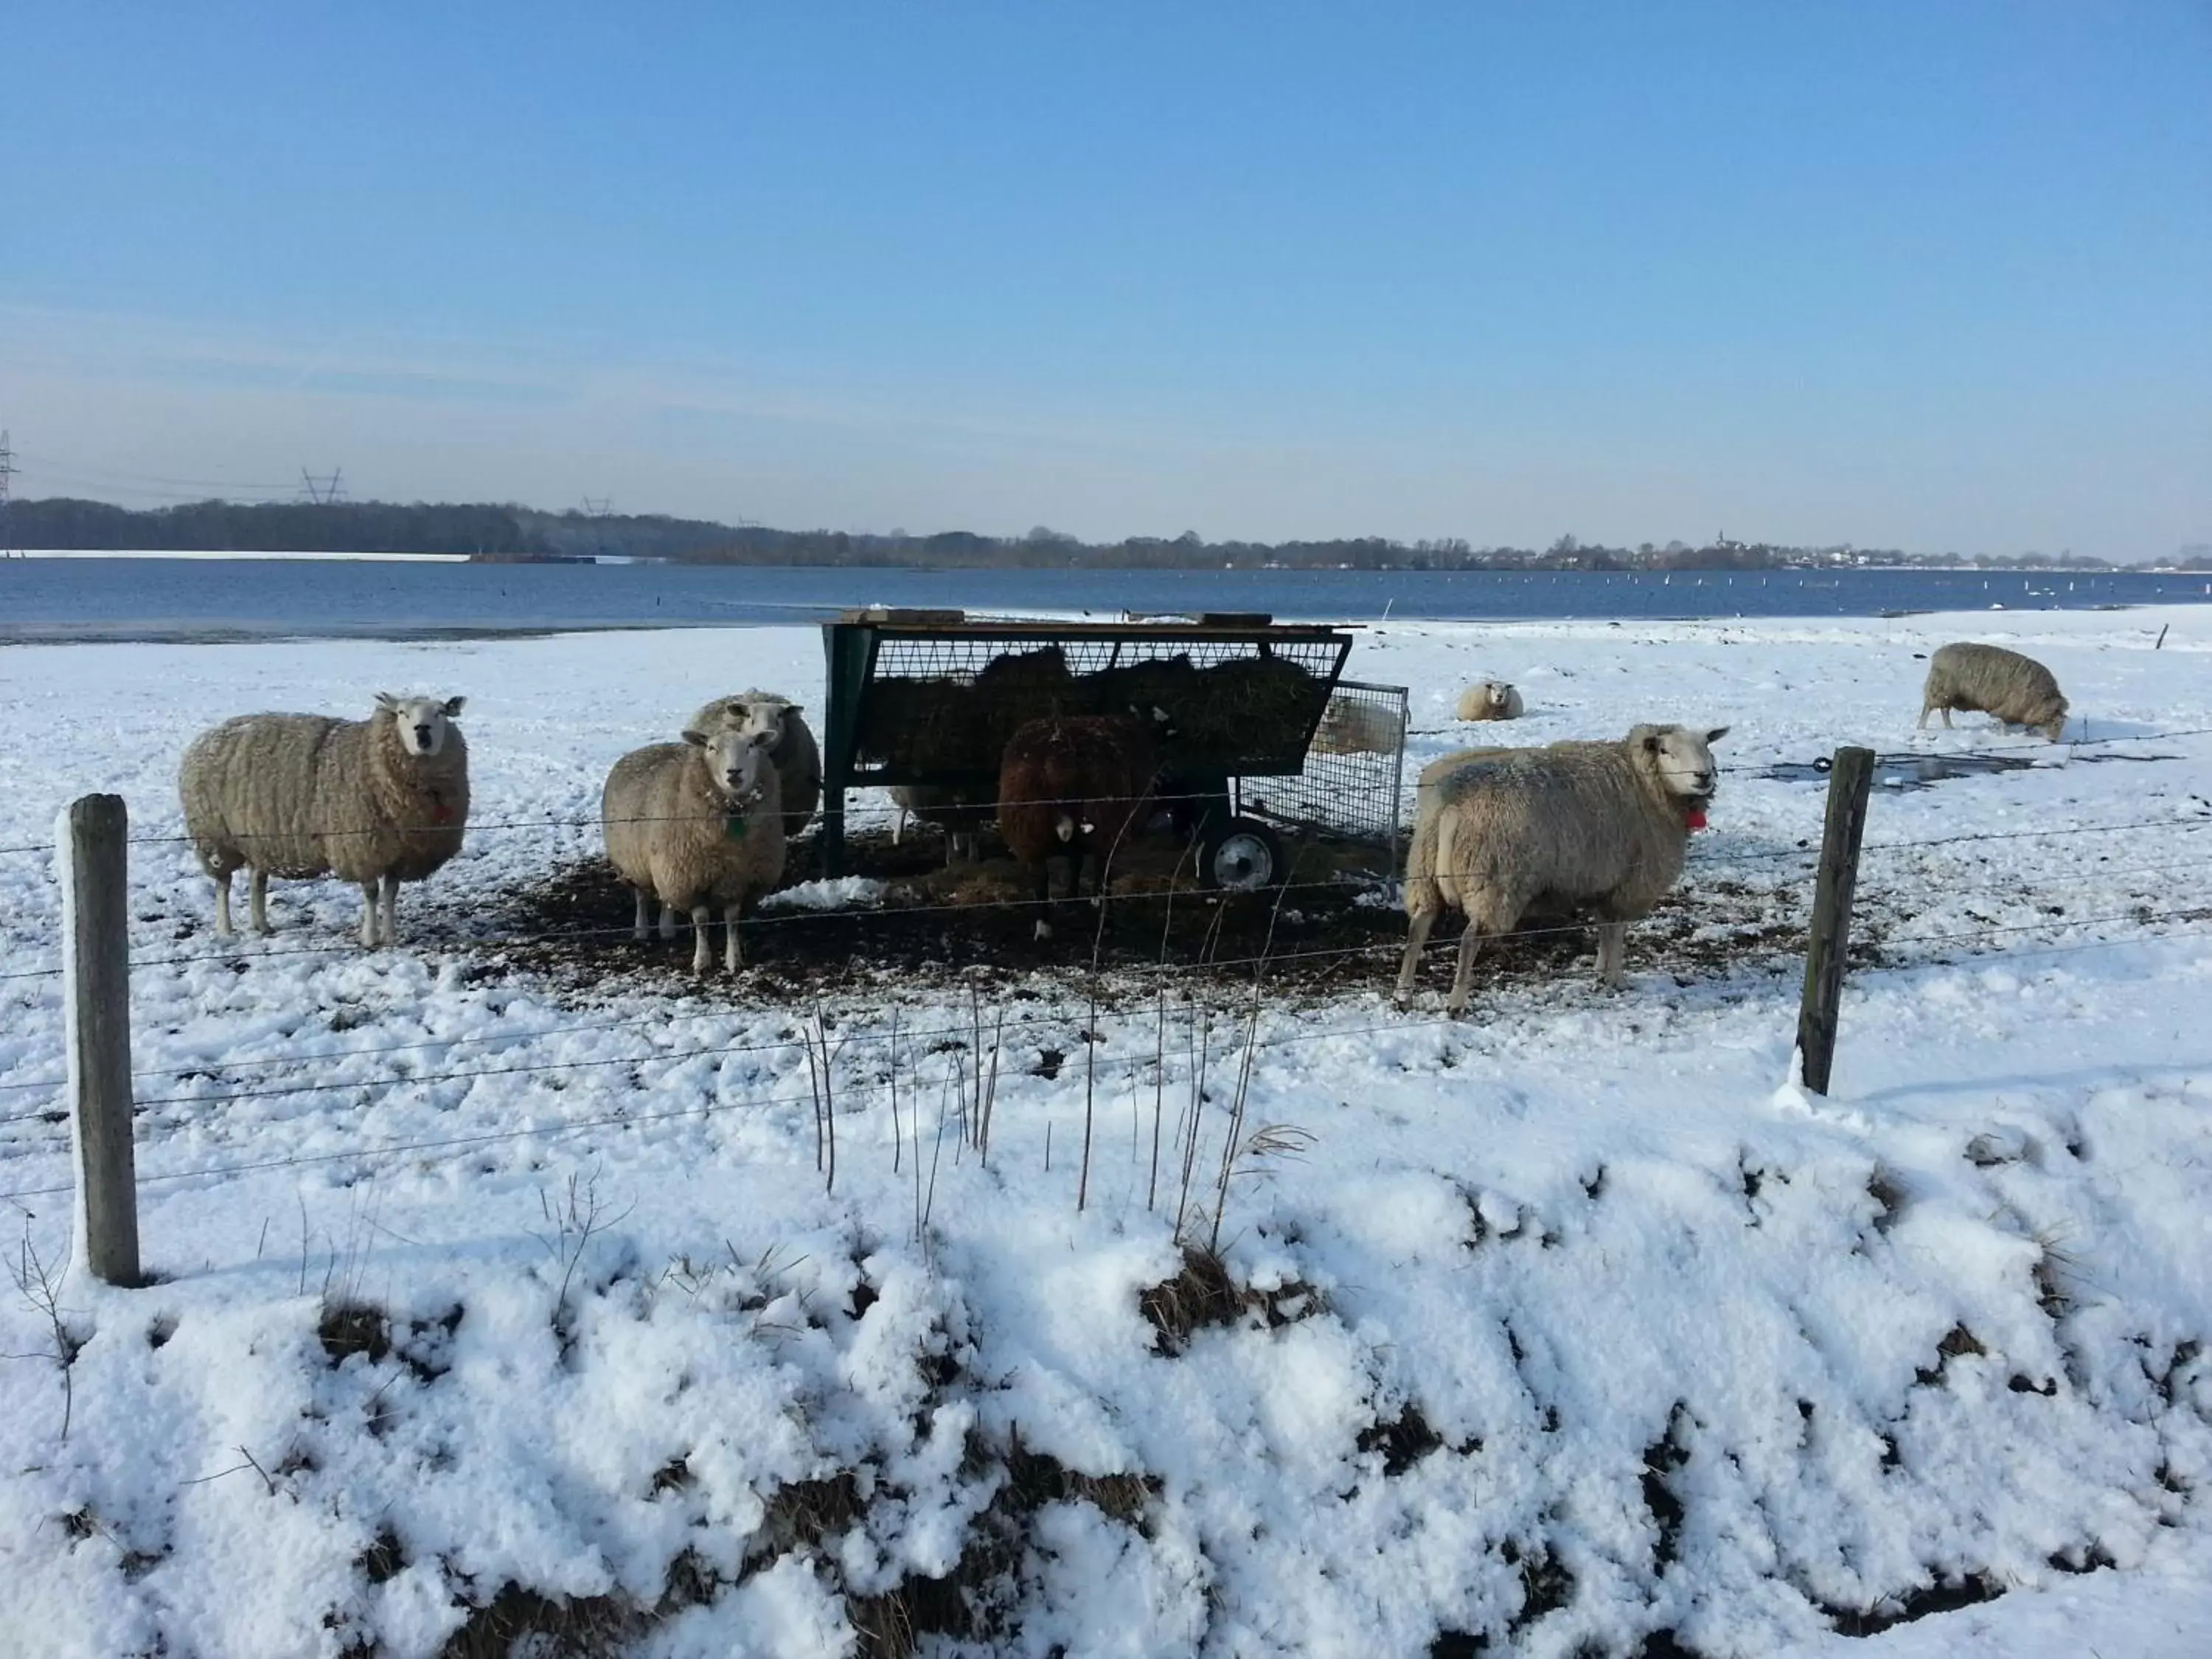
[681,727,709,748]
[375,692,400,712]
[442,696,466,718]
[1705,726,1729,744]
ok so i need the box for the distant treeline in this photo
[4,496,2168,571]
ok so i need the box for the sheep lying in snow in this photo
[602,725,787,974]
[178,692,470,947]
[1310,696,1405,757]
[1919,643,2068,742]
[998,710,1169,940]
[890,783,992,864]
[1455,681,1525,722]
[1397,723,1726,1012]
[687,691,822,834]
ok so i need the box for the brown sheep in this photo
[998,710,1169,939]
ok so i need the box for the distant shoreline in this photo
[8,549,2205,576]
[6,549,473,563]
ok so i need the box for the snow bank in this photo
[2,608,2210,1656]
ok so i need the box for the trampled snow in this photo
[1,608,2208,1656]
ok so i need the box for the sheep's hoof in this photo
[1033,919,1052,941]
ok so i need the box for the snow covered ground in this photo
[3,606,2210,1658]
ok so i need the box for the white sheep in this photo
[178,693,469,947]
[1455,681,1526,721]
[687,690,822,835]
[1397,723,1726,1012]
[602,724,787,974]
[1919,643,2068,742]
[1310,696,1405,757]
[1416,742,1517,793]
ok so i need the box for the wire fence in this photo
[8,893,2211,1208]
[0,716,2207,864]
[4,731,2212,1225]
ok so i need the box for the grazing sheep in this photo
[890,782,992,864]
[178,692,470,947]
[1455,681,1526,722]
[687,691,823,834]
[1310,696,1405,757]
[1919,643,2068,742]
[602,725,787,975]
[998,709,1169,940]
[1397,723,1727,1012]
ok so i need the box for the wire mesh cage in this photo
[818,610,1404,885]
[1236,680,1410,875]
[849,627,1347,781]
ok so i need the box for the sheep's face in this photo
[1633,724,1726,803]
[377,693,465,758]
[706,697,796,751]
[1487,684,1513,712]
[683,726,774,809]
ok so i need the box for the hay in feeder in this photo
[857,646,1078,775]
[858,642,1326,778]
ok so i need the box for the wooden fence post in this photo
[60,793,139,1286]
[1797,747,1875,1096]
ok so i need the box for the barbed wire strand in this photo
[12,905,2212,1194]
[0,714,2205,863]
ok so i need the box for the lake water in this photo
[4,557,2209,642]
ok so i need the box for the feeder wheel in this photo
[1200,817,1284,892]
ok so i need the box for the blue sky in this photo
[3,1,2207,558]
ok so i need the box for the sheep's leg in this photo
[1446,924,1485,1018]
[631,888,653,942]
[1916,704,1931,730]
[658,903,678,941]
[358,883,380,948]
[724,905,744,973]
[378,873,400,947]
[1395,908,1437,1006]
[249,868,271,934]
[1032,859,1053,941]
[688,905,714,974]
[1939,707,1952,728]
[212,873,234,937]
[892,807,907,846]
[1596,922,1626,988]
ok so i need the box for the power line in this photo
[12,449,296,493]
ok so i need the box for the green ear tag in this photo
[725,813,748,841]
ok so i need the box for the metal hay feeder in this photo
[818,608,1409,888]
